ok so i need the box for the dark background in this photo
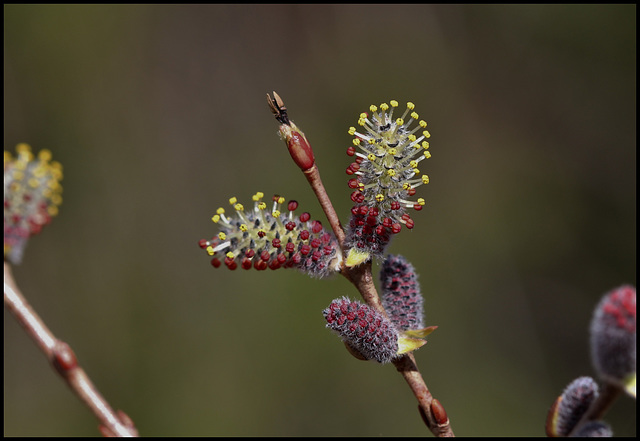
[4,4,636,436]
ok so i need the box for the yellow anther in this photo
[252,192,264,201]
[229,197,237,205]
[407,102,415,110]
[388,148,397,155]
[396,118,404,126]
[410,160,418,168]
[403,182,411,190]
[423,130,431,138]
[413,168,420,175]
[411,112,419,120]
[390,100,399,107]
[417,198,425,206]
[367,138,375,144]
[51,194,62,205]
[358,183,365,191]
[38,149,52,162]
[216,207,225,215]
[422,141,430,149]
[234,203,244,211]
[367,153,376,161]
[422,175,430,184]
[369,105,377,112]
[206,245,214,256]
[258,229,267,236]
[380,103,389,111]
[16,143,31,154]
[211,214,220,223]
[353,138,361,146]
[419,120,427,128]
[408,134,417,142]
[424,151,431,159]
[239,224,248,232]
[258,202,267,210]
[28,178,39,188]
[226,251,234,259]
[376,194,385,202]
[387,169,396,177]
[272,210,281,217]
[277,196,285,204]
[218,232,227,240]
[360,112,368,119]
[47,205,59,217]
[348,127,357,135]
[358,118,366,126]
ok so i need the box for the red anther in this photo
[413,204,423,211]
[391,223,402,233]
[272,238,281,248]
[299,230,310,240]
[369,207,379,217]
[285,221,296,231]
[225,259,237,270]
[346,146,356,156]
[211,258,221,268]
[290,252,301,264]
[346,165,355,175]
[272,194,281,202]
[260,250,271,261]
[390,201,401,210]
[366,215,378,226]
[355,156,363,164]
[285,242,295,253]
[241,257,252,269]
[407,188,416,196]
[257,230,266,238]
[300,244,311,255]
[405,219,415,229]
[358,205,369,216]
[312,250,322,261]
[268,260,281,270]
[311,221,323,234]
[431,399,448,425]
[52,342,77,377]
[198,239,208,248]
[348,178,360,189]
[287,200,298,211]
[254,259,267,270]
[310,238,321,248]
[323,246,333,255]
[287,131,315,171]
[351,191,362,203]
[277,253,287,264]
[351,206,361,216]
[375,225,385,235]
[382,217,393,227]
[401,213,411,221]
[350,162,360,172]
[299,212,310,222]
[245,249,255,258]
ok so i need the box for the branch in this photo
[267,92,454,437]
[4,261,138,437]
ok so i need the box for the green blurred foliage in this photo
[4,4,635,436]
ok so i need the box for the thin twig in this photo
[268,92,455,437]
[4,262,138,437]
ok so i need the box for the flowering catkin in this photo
[380,254,425,331]
[344,101,431,265]
[199,192,342,278]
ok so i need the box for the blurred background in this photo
[4,4,636,436]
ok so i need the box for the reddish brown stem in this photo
[4,262,138,437]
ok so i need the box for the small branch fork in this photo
[267,92,454,437]
[4,262,138,437]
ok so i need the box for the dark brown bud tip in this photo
[287,130,315,171]
[431,398,449,425]
[267,91,289,125]
[52,341,78,377]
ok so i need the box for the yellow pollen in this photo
[218,232,227,240]
[390,100,399,107]
[353,138,361,146]
[348,127,356,135]
[226,251,234,259]
[422,175,430,184]
[411,112,419,120]
[367,138,375,144]
[403,183,412,190]
[408,134,417,142]
[234,203,244,211]
[211,214,220,223]
[367,153,376,161]
[380,103,389,111]
[252,192,264,201]
[206,245,214,256]
[358,183,365,191]
[413,168,420,174]
[417,198,425,206]
[410,160,418,168]
[277,196,285,204]
[272,210,281,217]
[258,202,267,210]
[376,194,385,202]
[387,169,396,177]
[396,118,404,126]
[407,102,415,110]
[358,118,366,126]
[229,197,237,205]
[360,112,367,119]
[423,130,431,138]
[419,120,427,128]
[239,224,248,232]
[422,141,430,149]
[388,148,397,155]
[424,151,431,159]
[369,105,377,112]
[38,149,52,161]
[217,207,225,214]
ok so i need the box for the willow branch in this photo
[267,92,454,436]
[4,262,138,437]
